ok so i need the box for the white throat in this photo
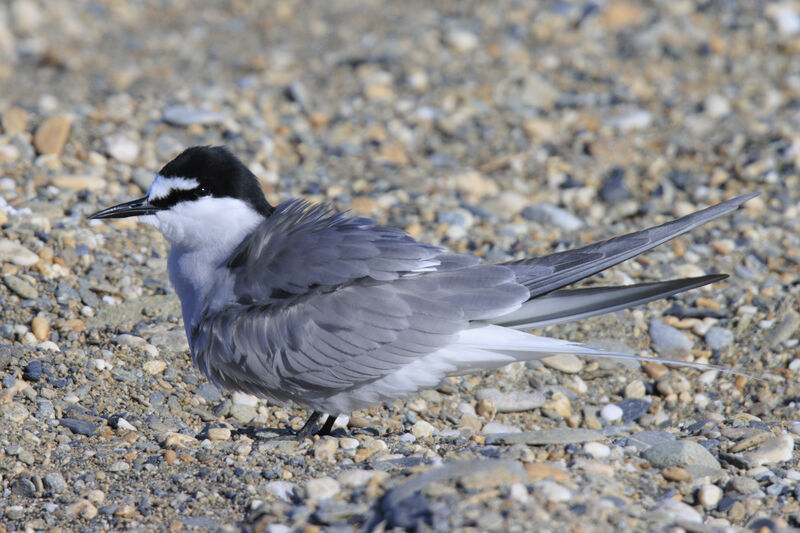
[141,193,266,337]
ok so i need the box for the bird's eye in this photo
[198,186,210,196]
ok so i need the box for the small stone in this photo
[34,115,71,155]
[2,402,29,423]
[232,392,258,407]
[704,94,731,118]
[705,327,734,350]
[540,353,584,374]
[446,29,479,52]
[163,105,225,126]
[207,427,231,441]
[482,422,522,434]
[313,438,339,463]
[107,461,130,472]
[740,434,794,467]
[265,481,296,502]
[43,472,66,493]
[653,499,702,523]
[475,388,545,412]
[115,504,135,518]
[411,420,435,439]
[697,484,722,508]
[475,398,496,419]
[728,476,759,494]
[3,106,29,134]
[4,274,38,297]
[305,477,341,502]
[649,319,693,358]
[643,440,720,469]
[460,462,526,490]
[624,380,646,399]
[661,466,691,482]
[533,480,572,503]
[337,469,388,488]
[11,476,36,497]
[769,312,800,347]
[104,133,139,164]
[230,404,257,424]
[23,360,42,381]
[31,316,49,341]
[584,442,611,459]
[600,404,623,422]
[163,432,197,448]
[50,175,107,191]
[142,360,167,375]
[617,398,651,422]
[521,204,584,231]
[65,499,98,519]
[604,109,652,131]
[86,489,105,505]
[60,418,100,436]
[542,392,572,417]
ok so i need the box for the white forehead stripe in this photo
[147,175,200,201]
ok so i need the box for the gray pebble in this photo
[43,472,67,493]
[59,418,100,436]
[642,440,720,469]
[705,327,734,350]
[163,105,225,127]
[649,319,693,358]
[521,204,584,231]
[4,274,38,299]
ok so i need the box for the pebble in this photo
[33,114,71,155]
[474,388,545,412]
[445,29,479,52]
[624,380,646,399]
[652,499,702,523]
[521,204,584,231]
[0,242,39,266]
[705,327,734,350]
[142,360,167,375]
[482,422,522,435]
[649,319,694,358]
[265,481,296,502]
[540,354,584,374]
[31,316,49,341]
[43,472,66,493]
[617,398,651,422]
[65,499,98,520]
[600,404,623,422]
[697,483,722,508]
[584,442,611,459]
[5,275,38,299]
[59,418,99,436]
[163,105,225,126]
[3,106,29,134]
[207,427,231,441]
[533,481,572,503]
[104,133,139,164]
[305,477,341,502]
[741,434,794,467]
[108,461,130,472]
[411,420,435,439]
[642,440,720,469]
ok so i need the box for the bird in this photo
[89,145,757,439]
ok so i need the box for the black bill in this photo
[88,196,158,219]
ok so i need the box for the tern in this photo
[89,146,757,439]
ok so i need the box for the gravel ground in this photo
[1,1,799,532]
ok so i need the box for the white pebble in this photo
[584,442,611,459]
[697,484,722,508]
[600,404,623,422]
[509,482,529,503]
[533,480,572,503]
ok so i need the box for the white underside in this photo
[315,324,628,413]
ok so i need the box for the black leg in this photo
[295,411,321,440]
[318,414,335,436]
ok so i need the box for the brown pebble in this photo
[34,115,72,155]
[642,361,669,380]
[163,449,177,465]
[2,106,29,134]
[115,504,135,518]
[661,466,692,482]
[525,463,571,483]
[31,316,50,341]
